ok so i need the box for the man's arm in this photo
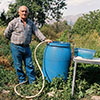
[32,23,46,41]
[4,21,14,40]
[32,22,52,43]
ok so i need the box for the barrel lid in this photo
[48,41,70,47]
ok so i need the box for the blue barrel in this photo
[43,41,72,82]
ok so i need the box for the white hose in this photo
[14,40,50,99]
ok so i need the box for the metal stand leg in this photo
[72,61,77,96]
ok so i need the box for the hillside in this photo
[46,13,83,26]
[63,13,83,26]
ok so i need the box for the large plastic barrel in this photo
[43,41,72,82]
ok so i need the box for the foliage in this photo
[40,21,70,40]
[40,24,57,40]
[0,11,7,26]
[6,3,19,22]
[0,66,17,89]
[0,0,67,26]
[71,30,100,50]
[86,83,100,95]
[72,9,100,35]
[0,27,13,67]
[57,29,71,42]
[51,21,71,33]
[1,13,100,99]
[48,0,67,22]
[96,17,100,34]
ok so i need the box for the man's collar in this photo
[18,17,28,23]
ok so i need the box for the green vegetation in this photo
[0,3,100,100]
[0,0,66,26]
[1,24,100,100]
[72,9,100,35]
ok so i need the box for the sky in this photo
[0,0,15,13]
[63,0,100,16]
[0,0,100,16]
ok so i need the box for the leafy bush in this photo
[40,24,57,39]
[0,22,100,100]
[72,9,100,35]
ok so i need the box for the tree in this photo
[72,9,100,35]
[5,0,67,27]
[0,11,7,26]
[40,21,70,39]
[48,0,67,33]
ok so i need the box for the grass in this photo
[0,27,100,100]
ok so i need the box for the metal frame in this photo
[71,57,100,96]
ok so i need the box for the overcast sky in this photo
[0,0,15,13]
[63,0,100,16]
[0,0,100,16]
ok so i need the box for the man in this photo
[4,5,52,84]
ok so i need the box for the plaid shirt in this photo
[4,17,46,45]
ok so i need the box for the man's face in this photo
[19,6,28,20]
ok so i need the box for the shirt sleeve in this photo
[32,23,46,41]
[4,20,14,40]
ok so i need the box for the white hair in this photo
[18,6,29,13]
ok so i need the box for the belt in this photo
[15,44,29,47]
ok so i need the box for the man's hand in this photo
[45,39,53,43]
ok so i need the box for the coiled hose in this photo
[14,40,50,99]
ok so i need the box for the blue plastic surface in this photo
[74,48,96,59]
[43,41,72,82]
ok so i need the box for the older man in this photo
[4,5,52,84]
